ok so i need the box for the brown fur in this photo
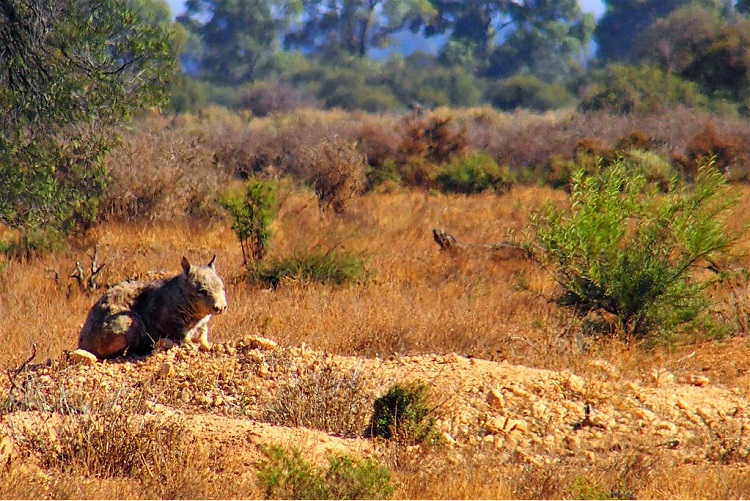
[77,256,227,360]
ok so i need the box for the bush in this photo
[673,121,748,181]
[366,382,439,445]
[305,139,366,214]
[255,445,395,500]
[261,360,372,436]
[581,64,708,114]
[435,152,513,194]
[219,179,279,265]
[531,160,740,339]
[485,75,575,112]
[250,250,366,288]
[102,115,225,222]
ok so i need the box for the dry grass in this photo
[5,157,750,497]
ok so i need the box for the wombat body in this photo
[78,256,227,360]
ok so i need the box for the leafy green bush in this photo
[0,0,175,258]
[365,159,401,191]
[485,75,575,112]
[219,179,279,265]
[251,250,366,288]
[531,160,739,339]
[434,152,513,194]
[366,382,439,444]
[581,64,708,114]
[255,445,395,500]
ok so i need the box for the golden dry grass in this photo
[5,184,750,498]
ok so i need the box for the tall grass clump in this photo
[255,445,395,500]
[531,160,740,339]
[252,250,366,288]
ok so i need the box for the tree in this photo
[425,0,593,81]
[284,0,435,58]
[487,0,595,82]
[178,0,300,83]
[595,0,721,63]
[636,5,750,108]
[0,0,176,257]
[636,5,722,74]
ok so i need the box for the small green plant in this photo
[365,159,401,191]
[365,382,438,444]
[434,152,513,195]
[219,178,279,266]
[569,476,633,500]
[255,445,395,500]
[250,249,365,287]
[531,160,740,339]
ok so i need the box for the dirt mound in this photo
[4,335,750,475]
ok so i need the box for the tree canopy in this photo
[0,0,177,253]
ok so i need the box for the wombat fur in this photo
[78,256,227,360]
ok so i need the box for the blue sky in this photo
[165,0,606,19]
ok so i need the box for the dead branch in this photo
[7,343,37,400]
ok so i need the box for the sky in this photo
[164,0,607,19]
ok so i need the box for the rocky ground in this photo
[3,335,750,491]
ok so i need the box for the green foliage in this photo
[366,382,438,444]
[484,75,575,111]
[434,152,512,195]
[285,0,435,58]
[255,445,395,500]
[0,230,65,262]
[594,0,710,63]
[581,64,708,114]
[532,160,739,339]
[0,0,176,257]
[219,179,279,265]
[250,250,366,288]
[178,0,296,84]
[365,159,402,191]
[569,476,632,500]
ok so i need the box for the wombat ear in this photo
[208,255,217,270]
[181,256,192,275]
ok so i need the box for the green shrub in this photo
[531,160,739,339]
[622,149,678,192]
[485,75,575,112]
[365,382,439,444]
[251,250,366,288]
[581,64,708,114]
[255,445,395,500]
[0,229,65,261]
[434,152,513,194]
[365,159,401,191]
[219,179,279,265]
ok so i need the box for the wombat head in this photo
[181,255,228,316]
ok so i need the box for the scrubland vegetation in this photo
[4,106,750,498]
[7,0,750,498]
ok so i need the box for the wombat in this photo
[77,256,227,360]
